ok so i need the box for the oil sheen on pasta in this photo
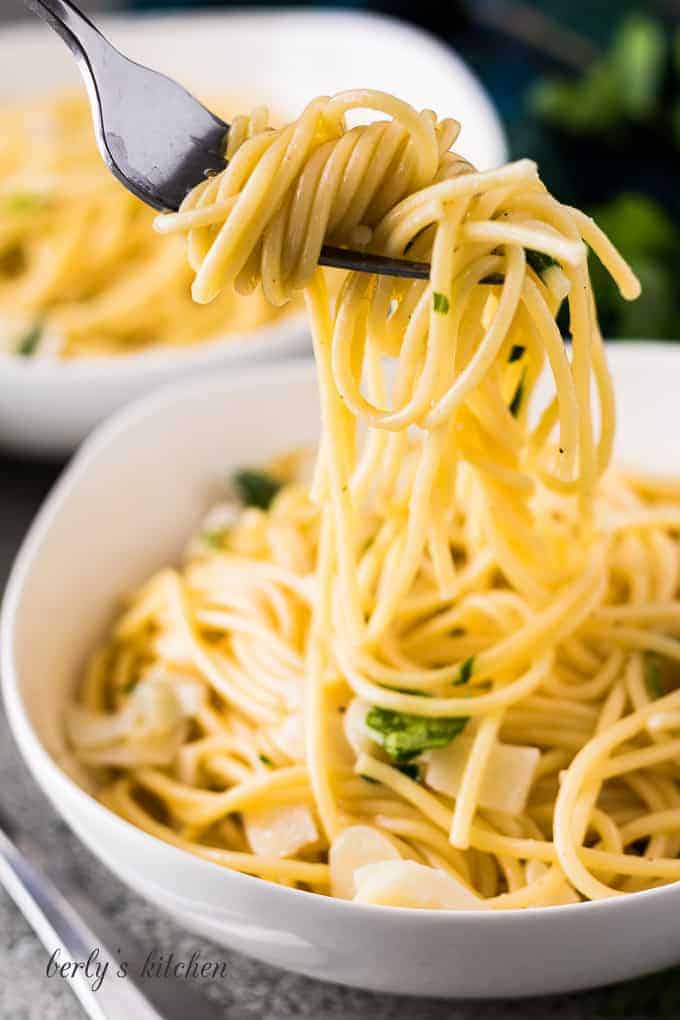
[67,90,680,909]
[0,97,289,357]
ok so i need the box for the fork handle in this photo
[0,826,167,1020]
[20,0,113,71]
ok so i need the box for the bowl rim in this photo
[0,6,506,381]
[0,312,308,380]
[5,346,680,925]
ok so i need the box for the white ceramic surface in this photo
[0,10,506,457]
[4,346,680,998]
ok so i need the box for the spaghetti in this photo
[0,96,290,357]
[68,90,680,909]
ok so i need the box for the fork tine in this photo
[319,245,431,280]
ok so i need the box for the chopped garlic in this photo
[343,698,375,756]
[425,736,539,816]
[65,676,198,767]
[329,825,401,900]
[271,712,306,762]
[243,803,318,859]
[353,859,483,909]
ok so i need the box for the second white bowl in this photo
[0,9,506,456]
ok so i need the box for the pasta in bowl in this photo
[5,354,680,997]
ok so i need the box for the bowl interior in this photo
[4,361,321,768]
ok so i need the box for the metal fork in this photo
[21,0,431,281]
[0,810,224,1020]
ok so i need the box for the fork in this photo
[0,810,224,1020]
[21,0,431,281]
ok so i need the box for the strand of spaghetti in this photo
[132,764,310,826]
[450,712,503,849]
[305,508,343,840]
[555,689,680,899]
[567,208,641,301]
[585,626,680,662]
[339,653,552,717]
[103,780,329,885]
[461,221,585,265]
[600,740,680,780]
[355,754,452,831]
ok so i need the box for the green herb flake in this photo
[121,678,138,695]
[233,469,283,511]
[453,656,475,686]
[258,754,274,767]
[432,291,450,315]
[395,762,420,782]
[5,192,47,214]
[526,249,559,278]
[365,707,467,763]
[509,370,526,418]
[360,773,379,785]
[508,344,526,363]
[15,322,43,357]
[202,527,229,550]
[645,655,665,699]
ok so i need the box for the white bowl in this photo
[4,347,680,997]
[0,10,506,458]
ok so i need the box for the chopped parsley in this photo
[365,706,467,763]
[5,192,47,214]
[121,678,138,695]
[15,322,43,357]
[645,655,665,699]
[233,469,282,511]
[508,344,526,363]
[202,527,229,550]
[395,762,420,782]
[509,369,526,417]
[258,754,274,767]
[480,250,558,288]
[453,657,475,686]
[432,291,450,315]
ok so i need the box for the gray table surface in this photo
[0,452,669,1020]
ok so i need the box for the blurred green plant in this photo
[527,13,680,339]
[588,193,680,340]
[530,15,668,137]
